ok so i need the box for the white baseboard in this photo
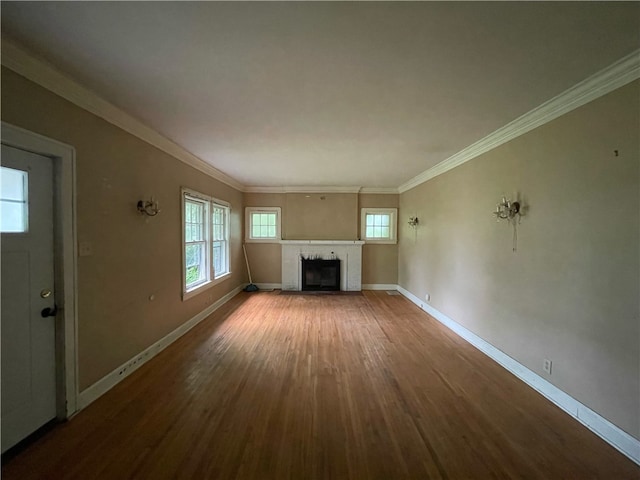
[253,283,281,290]
[74,280,640,464]
[252,283,397,291]
[77,284,244,410]
[362,284,398,290]
[396,285,640,466]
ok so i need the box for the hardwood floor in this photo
[3,291,638,479]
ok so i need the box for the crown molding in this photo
[242,186,287,194]
[244,186,398,194]
[4,37,636,196]
[1,37,245,192]
[244,185,365,194]
[284,186,362,193]
[360,187,399,194]
[399,49,640,193]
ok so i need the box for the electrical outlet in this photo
[117,351,152,377]
[543,358,552,375]
[425,293,430,302]
[79,241,93,257]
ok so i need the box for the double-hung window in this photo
[212,203,229,278]
[184,194,209,290]
[361,208,397,244]
[182,189,231,299]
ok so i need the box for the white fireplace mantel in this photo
[281,240,364,291]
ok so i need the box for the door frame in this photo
[1,121,78,419]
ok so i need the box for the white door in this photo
[1,144,57,453]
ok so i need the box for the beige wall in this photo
[359,194,399,285]
[244,192,399,285]
[5,61,634,443]
[243,193,285,284]
[284,193,358,240]
[2,67,246,390]
[398,81,640,439]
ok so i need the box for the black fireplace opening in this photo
[301,259,340,291]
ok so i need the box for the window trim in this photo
[360,208,398,244]
[182,188,232,301]
[211,200,230,279]
[183,193,210,291]
[245,206,282,243]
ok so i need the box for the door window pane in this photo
[0,167,28,233]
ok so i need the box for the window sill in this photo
[182,272,231,301]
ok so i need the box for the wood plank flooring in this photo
[3,291,638,479]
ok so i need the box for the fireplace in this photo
[281,240,363,291]
[301,258,341,291]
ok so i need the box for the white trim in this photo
[281,241,363,291]
[1,38,244,192]
[359,187,399,194]
[362,284,398,290]
[361,208,398,244]
[1,122,79,418]
[242,186,287,194]
[182,272,232,302]
[212,201,231,279]
[78,284,244,410]
[5,37,637,197]
[399,49,640,193]
[395,284,640,465]
[253,283,282,290]
[181,188,232,300]
[243,186,363,194]
[244,186,399,194]
[182,190,211,299]
[245,206,282,243]
[285,186,362,193]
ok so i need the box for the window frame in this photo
[211,201,230,279]
[183,192,210,291]
[245,207,282,243]
[360,208,398,244]
[182,188,232,300]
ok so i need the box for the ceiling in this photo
[2,2,639,190]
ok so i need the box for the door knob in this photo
[41,305,58,318]
[40,289,52,298]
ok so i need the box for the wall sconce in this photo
[408,216,419,228]
[493,196,520,223]
[493,195,525,252]
[137,197,160,217]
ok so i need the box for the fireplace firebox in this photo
[301,258,340,291]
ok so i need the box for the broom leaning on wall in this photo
[243,244,259,292]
